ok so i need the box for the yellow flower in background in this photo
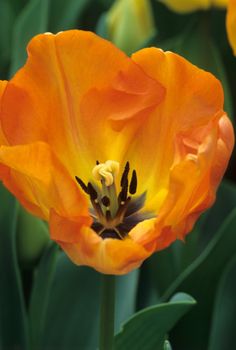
[227,0,236,55]
[107,0,155,54]
[160,0,228,13]
[0,30,234,274]
[160,0,236,55]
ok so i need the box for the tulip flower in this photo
[0,30,233,274]
[159,0,228,13]
[106,0,155,54]
[227,0,236,55]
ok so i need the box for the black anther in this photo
[120,161,130,187]
[129,170,137,195]
[75,176,88,194]
[119,180,128,202]
[87,182,98,200]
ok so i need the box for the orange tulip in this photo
[0,30,234,274]
[227,0,236,55]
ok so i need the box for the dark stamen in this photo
[106,209,112,221]
[100,229,122,240]
[87,182,98,200]
[116,196,131,219]
[118,179,128,202]
[129,170,137,195]
[120,161,130,187]
[91,221,104,233]
[96,160,100,165]
[101,196,110,207]
[75,176,88,194]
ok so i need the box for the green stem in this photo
[99,274,115,350]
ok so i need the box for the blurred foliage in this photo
[0,0,236,349]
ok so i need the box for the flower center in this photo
[75,160,153,240]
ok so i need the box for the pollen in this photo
[92,160,119,186]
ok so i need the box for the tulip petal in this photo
[227,0,236,55]
[131,113,234,250]
[156,113,234,248]
[0,80,7,102]
[118,48,233,249]
[0,142,90,221]
[0,30,164,180]
[50,209,153,274]
[127,48,224,210]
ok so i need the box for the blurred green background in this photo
[0,0,236,349]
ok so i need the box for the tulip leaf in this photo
[152,1,195,40]
[0,0,15,76]
[144,180,236,302]
[162,206,236,350]
[0,185,29,349]
[10,0,49,77]
[115,270,139,332]
[163,340,172,350]
[208,254,236,350]
[97,0,114,9]
[17,206,50,268]
[48,0,92,32]
[35,253,138,349]
[28,242,59,350]
[96,13,109,39]
[115,292,196,350]
[198,180,236,248]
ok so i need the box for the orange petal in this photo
[128,48,224,211]
[156,113,234,247]
[0,142,90,221]
[227,0,236,55]
[50,210,152,274]
[132,113,234,251]
[0,30,164,180]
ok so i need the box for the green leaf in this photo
[17,206,50,267]
[199,180,236,247]
[97,0,114,9]
[208,254,236,350]
[115,292,196,350]
[10,0,49,77]
[0,0,15,74]
[96,13,109,39]
[35,253,138,349]
[151,1,195,40]
[144,180,236,302]
[37,255,100,350]
[163,340,172,350]
[48,0,92,32]
[29,242,59,350]
[115,270,139,332]
[163,207,236,350]
[139,243,181,304]
[0,185,29,349]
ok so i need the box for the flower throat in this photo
[75,160,153,240]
